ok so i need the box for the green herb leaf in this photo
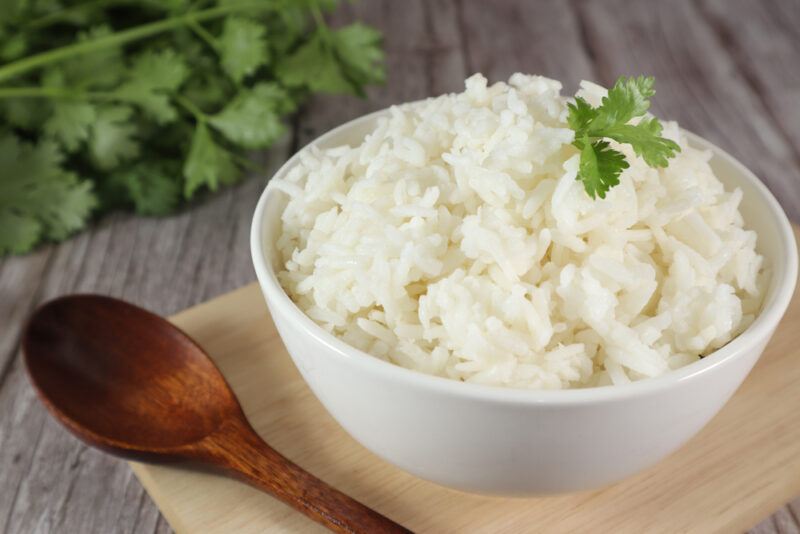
[1,32,28,62]
[568,76,679,199]
[218,16,269,83]
[0,0,28,27]
[209,83,290,149]
[183,122,239,198]
[178,38,230,112]
[587,75,655,133]
[276,32,352,94]
[62,26,125,89]
[43,99,96,151]
[600,117,681,168]
[0,1,383,255]
[0,210,40,255]
[115,49,188,123]
[89,105,139,170]
[0,134,96,254]
[566,97,598,136]
[332,23,385,92]
[110,161,182,216]
[1,97,51,129]
[578,137,629,200]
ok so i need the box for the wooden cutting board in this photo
[131,228,800,534]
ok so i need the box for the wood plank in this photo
[791,496,800,524]
[0,249,53,375]
[574,0,800,222]
[764,0,800,52]
[458,0,595,93]
[130,228,800,533]
[698,0,800,199]
[0,145,287,533]
[772,507,800,534]
[751,517,780,534]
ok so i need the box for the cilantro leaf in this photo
[0,210,40,254]
[254,82,297,115]
[278,25,385,95]
[209,83,290,149]
[89,105,139,170]
[177,38,230,112]
[115,49,188,123]
[276,32,353,94]
[1,97,51,130]
[218,16,269,83]
[568,76,679,199]
[601,117,681,168]
[588,75,655,133]
[128,49,188,92]
[578,137,629,200]
[566,97,598,136]
[0,2,383,255]
[62,26,124,89]
[41,67,65,88]
[1,32,28,62]
[0,135,96,253]
[331,23,385,92]
[183,122,239,198]
[0,0,28,26]
[43,100,96,152]
[110,161,181,216]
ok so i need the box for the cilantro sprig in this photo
[0,0,385,255]
[568,76,680,199]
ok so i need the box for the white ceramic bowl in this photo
[251,108,798,495]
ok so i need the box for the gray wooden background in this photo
[1,0,799,532]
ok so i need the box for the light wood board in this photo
[130,228,800,534]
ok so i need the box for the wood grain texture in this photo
[200,418,411,534]
[699,0,800,167]
[0,156,285,534]
[458,0,595,92]
[0,0,799,532]
[131,226,800,533]
[23,295,408,533]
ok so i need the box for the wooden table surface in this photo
[1,1,798,532]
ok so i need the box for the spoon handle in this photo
[200,417,411,534]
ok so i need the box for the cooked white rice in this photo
[271,73,767,389]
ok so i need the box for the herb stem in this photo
[175,94,207,122]
[229,151,259,171]
[0,86,118,100]
[187,18,218,52]
[309,2,331,44]
[0,2,274,83]
[0,86,74,99]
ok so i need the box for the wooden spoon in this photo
[23,295,409,534]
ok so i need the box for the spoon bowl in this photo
[24,294,408,533]
[25,295,236,454]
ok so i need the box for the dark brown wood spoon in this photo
[23,295,409,534]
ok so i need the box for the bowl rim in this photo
[251,107,798,405]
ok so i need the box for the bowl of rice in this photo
[251,74,798,494]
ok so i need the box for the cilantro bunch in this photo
[0,0,384,255]
[568,76,680,199]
